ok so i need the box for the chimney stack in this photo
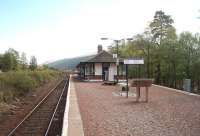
[98,45,103,53]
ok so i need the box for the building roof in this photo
[81,50,123,63]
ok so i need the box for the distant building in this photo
[76,45,126,81]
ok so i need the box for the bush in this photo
[1,71,37,91]
[0,70,61,103]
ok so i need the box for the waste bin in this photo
[183,79,191,92]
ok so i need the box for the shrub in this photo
[1,71,37,92]
[0,70,61,103]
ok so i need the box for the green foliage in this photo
[148,10,176,84]
[0,49,39,72]
[149,10,175,44]
[109,10,200,92]
[1,48,20,71]
[0,70,60,103]
[0,54,3,70]
[42,64,49,70]
[2,52,15,71]
[20,52,28,70]
[29,56,37,70]
[2,71,37,92]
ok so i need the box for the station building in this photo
[76,45,126,81]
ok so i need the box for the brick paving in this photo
[74,80,200,136]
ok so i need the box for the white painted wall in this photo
[94,63,117,81]
[95,63,102,75]
[109,63,117,81]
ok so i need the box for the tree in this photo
[179,32,196,78]
[20,52,28,70]
[1,48,19,71]
[7,48,19,70]
[2,52,13,71]
[0,54,3,70]
[150,10,174,45]
[29,56,37,70]
[178,32,200,91]
[103,10,200,92]
[131,32,154,78]
[149,10,175,84]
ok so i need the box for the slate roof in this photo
[81,50,123,63]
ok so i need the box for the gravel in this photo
[0,79,61,136]
[75,81,200,136]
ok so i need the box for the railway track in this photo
[6,78,69,136]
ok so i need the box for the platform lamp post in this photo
[101,37,133,83]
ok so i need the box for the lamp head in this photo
[101,38,108,40]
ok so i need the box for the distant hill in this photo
[47,55,94,70]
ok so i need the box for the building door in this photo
[109,64,116,81]
[102,63,110,81]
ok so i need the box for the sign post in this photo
[124,58,144,98]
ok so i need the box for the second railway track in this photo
[6,78,69,136]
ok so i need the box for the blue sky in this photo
[0,0,200,64]
[0,0,71,37]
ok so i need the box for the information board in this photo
[124,59,144,64]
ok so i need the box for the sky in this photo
[0,0,200,64]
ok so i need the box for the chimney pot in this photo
[98,45,103,53]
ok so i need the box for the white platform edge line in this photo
[153,84,200,97]
[61,75,71,136]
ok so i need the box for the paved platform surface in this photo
[62,77,84,136]
[74,80,200,136]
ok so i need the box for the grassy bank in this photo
[0,70,61,103]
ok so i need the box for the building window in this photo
[85,63,94,75]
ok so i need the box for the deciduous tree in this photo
[29,56,37,71]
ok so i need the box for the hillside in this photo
[47,55,94,70]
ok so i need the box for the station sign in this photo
[124,58,144,64]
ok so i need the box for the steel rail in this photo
[44,79,68,136]
[7,80,63,136]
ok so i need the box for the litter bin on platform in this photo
[183,79,191,92]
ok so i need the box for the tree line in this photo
[110,10,200,93]
[0,48,38,72]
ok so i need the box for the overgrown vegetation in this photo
[0,48,61,104]
[0,70,61,103]
[109,10,200,93]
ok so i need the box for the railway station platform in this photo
[72,78,200,136]
[62,76,84,136]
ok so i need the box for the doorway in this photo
[102,63,110,81]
